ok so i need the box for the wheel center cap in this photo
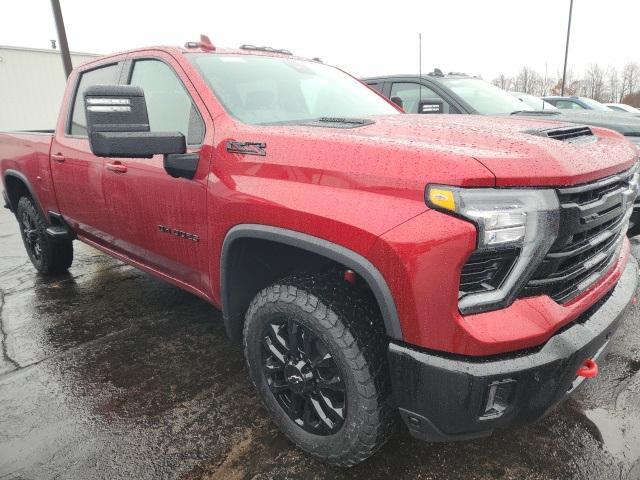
[284,360,312,393]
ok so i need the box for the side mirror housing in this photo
[390,96,404,109]
[418,99,444,114]
[84,85,186,158]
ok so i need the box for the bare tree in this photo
[620,62,640,101]
[622,91,640,108]
[491,74,512,91]
[606,67,620,103]
[540,75,556,97]
[582,64,606,101]
[551,68,580,96]
[514,67,543,95]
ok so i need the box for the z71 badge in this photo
[158,225,200,242]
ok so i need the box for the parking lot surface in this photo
[1,205,640,480]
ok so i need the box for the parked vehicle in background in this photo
[2,42,640,466]
[605,103,640,115]
[364,74,640,149]
[366,72,640,236]
[544,96,614,111]
[510,92,558,111]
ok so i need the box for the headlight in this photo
[426,185,560,315]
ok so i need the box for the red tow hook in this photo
[576,359,599,379]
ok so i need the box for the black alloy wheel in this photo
[262,316,346,435]
[21,208,42,261]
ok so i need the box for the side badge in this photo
[227,141,267,156]
[158,225,199,242]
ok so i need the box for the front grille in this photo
[459,249,518,298]
[521,166,636,303]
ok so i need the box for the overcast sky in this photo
[1,0,638,81]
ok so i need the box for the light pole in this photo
[560,0,574,96]
[50,0,72,78]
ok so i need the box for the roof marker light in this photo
[185,34,216,51]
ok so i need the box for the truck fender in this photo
[220,224,403,341]
[3,169,47,220]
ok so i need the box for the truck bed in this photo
[0,131,56,215]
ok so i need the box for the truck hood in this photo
[514,109,640,136]
[260,114,637,187]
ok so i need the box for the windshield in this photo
[580,97,614,111]
[190,54,399,125]
[511,93,558,111]
[441,78,532,114]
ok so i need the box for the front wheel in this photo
[243,271,395,466]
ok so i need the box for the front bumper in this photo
[388,256,638,442]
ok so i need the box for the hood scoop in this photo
[526,125,595,143]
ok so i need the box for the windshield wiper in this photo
[316,117,373,125]
[511,110,561,116]
[256,117,375,127]
[297,117,376,128]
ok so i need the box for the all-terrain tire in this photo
[16,196,73,274]
[243,270,396,467]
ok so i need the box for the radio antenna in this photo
[418,33,422,106]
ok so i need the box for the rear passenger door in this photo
[50,62,122,241]
[103,55,210,291]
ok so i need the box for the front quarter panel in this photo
[205,118,496,306]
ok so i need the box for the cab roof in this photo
[363,70,477,82]
[81,37,315,69]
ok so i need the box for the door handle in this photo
[106,162,127,173]
[51,153,65,163]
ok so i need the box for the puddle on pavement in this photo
[582,371,640,464]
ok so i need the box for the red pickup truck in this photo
[1,38,639,466]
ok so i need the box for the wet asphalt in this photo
[1,205,640,480]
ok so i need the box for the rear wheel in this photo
[16,196,73,274]
[243,271,395,466]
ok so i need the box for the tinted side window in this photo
[129,59,204,145]
[390,82,454,113]
[69,64,119,136]
[367,82,383,93]
[555,100,584,110]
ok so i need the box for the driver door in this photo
[103,55,210,292]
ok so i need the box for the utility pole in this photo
[560,0,574,96]
[50,0,72,78]
[418,33,422,104]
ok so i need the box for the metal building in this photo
[0,45,98,131]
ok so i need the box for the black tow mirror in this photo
[390,96,404,109]
[418,99,444,114]
[84,85,186,158]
